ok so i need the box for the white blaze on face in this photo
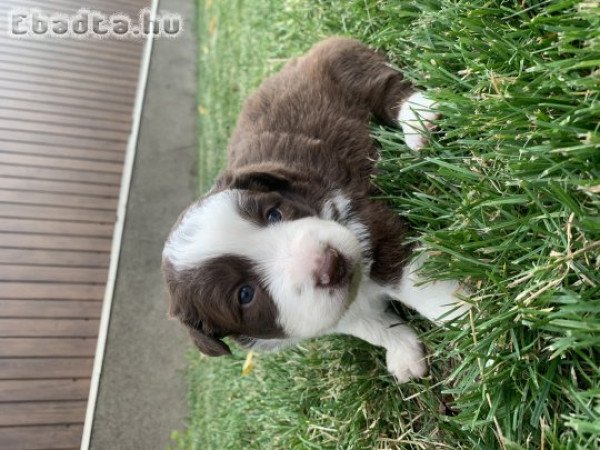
[321,190,352,221]
[163,191,250,269]
[163,189,365,338]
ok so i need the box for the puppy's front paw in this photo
[398,92,440,151]
[385,342,428,383]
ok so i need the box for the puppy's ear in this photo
[163,259,231,357]
[188,327,231,357]
[217,162,306,192]
[169,302,232,357]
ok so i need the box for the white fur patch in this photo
[334,279,427,382]
[162,190,248,271]
[320,190,372,270]
[391,252,470,322]
[398,92,439,151]
[321,189,351,221]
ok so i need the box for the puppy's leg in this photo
[390,252,471,323]
[306,37,439,150]
[335,304,428,383]
[397,92,440,151]
[308,37,412,125]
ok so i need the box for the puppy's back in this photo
[227,38,412,188]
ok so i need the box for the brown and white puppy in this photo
[162,37,468,382]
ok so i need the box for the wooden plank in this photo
[0,424,83,450]
[0,141,125,162]
[0,204,116,223]
[0,8,138,25]
[0,106,131,133]
[0,45,139,73]
[0,153,123,173]
[0,165,121,185]
[0,233,111,252]
[0,358,93,379]
[0,78,134,106]
[0,190,118,211]
[0,1,145,24]
[0,87,133,115]
[0,98,133,126]
[1,0,146,13]
[0,44,139,72]
[0,319,100,337]
[0,59,139,89]
[0,29,143,58]
[0,338,97,357]
[0,31,140,57]
[0,283,105,300]
[0,218,114,237]
[0,130,128,152]
[0,57,137,89]
[0,0,144,20]
[0,177,120,197]
[0,2,145,27]
[0,379,90,402]
[0,265,108,283]
[0,0,146,440]
[16,0,150,10]
[0,34,140,63]
[0,68,135,102]
[0,116,130,142]
[0,300,102,318]
[0,401,86,426]
[0,36,141,66]
[0,249,110,267]
[0,27,137,48]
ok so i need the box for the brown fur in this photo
[164,255,285,355]
[164,37,417,355]
[223,37,415,283]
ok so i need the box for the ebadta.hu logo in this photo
[7,8,183,39]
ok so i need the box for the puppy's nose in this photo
[314,247,347,287]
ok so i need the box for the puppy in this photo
[162,37,468,382]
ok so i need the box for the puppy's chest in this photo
[318,193,410,294]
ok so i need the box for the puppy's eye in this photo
[266,208,283,224]
[238,285,255,305]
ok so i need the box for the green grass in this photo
[175,1,600,448]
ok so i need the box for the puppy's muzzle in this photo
[314,247,349,287]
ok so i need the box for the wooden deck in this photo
[0,1,150,448]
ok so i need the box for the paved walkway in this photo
[88,0,196,448]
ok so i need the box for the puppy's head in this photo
[162,164,364,356]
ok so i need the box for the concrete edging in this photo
[81,1,160,448]
[87,0,197,447]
